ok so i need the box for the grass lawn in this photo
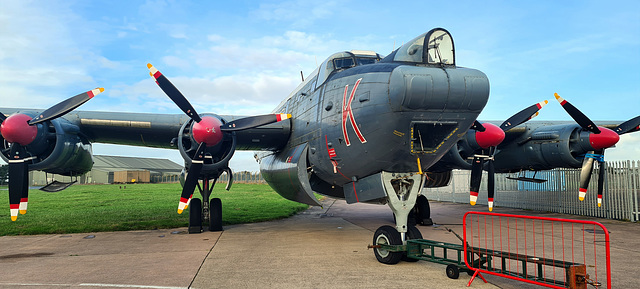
[0,183,308,236]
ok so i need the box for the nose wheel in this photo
[373,172,428,264]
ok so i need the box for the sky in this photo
[1,0,639,171]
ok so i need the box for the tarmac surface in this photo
[0,198,638,288]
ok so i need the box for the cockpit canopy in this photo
[392,28,455,65]
[316,50,382,88]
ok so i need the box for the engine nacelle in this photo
[1,114,93,176]
[177,114,236,179]
[493,124,584,172]
[258,143,321,206]
[432,123,597,173]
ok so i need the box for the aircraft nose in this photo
[388,65,489,113]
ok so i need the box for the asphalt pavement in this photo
[0,198,637,288]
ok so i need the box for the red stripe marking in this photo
[10,204,19,209]
[328,148,336,158]
[87,90,95,98]
[470,191,479,197]
[276,114,282,122]
[20,198,28,202]
[153,71,162,79]
[488,198,494,202]
[579,188,587,193]
[597,194,603,198]
[179,197,188,203]
[560,100,567,106]
[352,182,359,202]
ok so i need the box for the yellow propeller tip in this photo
[98,87,105,93]
[544,100,549,104]
[177,209,183,214]
[554,93,561,99]
[579,197,585,201]
[489,207,493,212]
[11,216,17,221]
[147,63,153,68]
[19,210,27,215]
[598,203,601,207]
[470,201,476,206]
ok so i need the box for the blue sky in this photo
[1,0,639,171]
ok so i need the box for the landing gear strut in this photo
[188,177,223,233]
[372,172,429,264]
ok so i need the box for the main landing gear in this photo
[189,177,224,234]
[372,172,432,265]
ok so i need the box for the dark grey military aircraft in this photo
[1,28,639,264]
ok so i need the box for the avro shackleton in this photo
[2,28,638,264]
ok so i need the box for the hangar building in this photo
[29,155,183,185]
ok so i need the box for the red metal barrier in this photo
[463,212,611,288]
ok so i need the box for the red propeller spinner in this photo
[0,114,37,146]
[474,122,505,149]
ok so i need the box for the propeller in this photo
[0,88,103,221]
[554,93,621,206]
[469,100,549,211]
[147,63,292,214]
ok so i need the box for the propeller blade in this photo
[578,151,596,201]
[613,115,640,135]
[20,161,29,215]
[0,112,6,124]
[554,93,601,134]
[178,143,206,214]
[596,149,605,208]
[220,113,292,132]
[487,155,495,211]
[147,63,202,123]
[470,120,486,132]
[29,88,104,125]
[500,100,548,131]
[8,145,29,221]
[469,155,484,206]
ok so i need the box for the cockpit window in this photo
[316,50,381,89]
[393,28,455,66]
[334,57,356,70]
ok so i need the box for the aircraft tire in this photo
[188,198,203,234]
[415,195,433,226]
[402,225,423,262]
[209,197,223,231]
[373,225,403,265]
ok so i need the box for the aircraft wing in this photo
[0,108,291,151]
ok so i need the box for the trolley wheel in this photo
[209,197,223,231]
[373,225,403,265]
[446,264,460,279]
[188,198,203,234]
[402,225,423,262]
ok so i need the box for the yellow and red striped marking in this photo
[579,188,587,201]
[177,197,189,214]
[488,198,494,211]
[147,63,162,79]
[470,191,478,206]
[10,204,19,221]
[597,194,602,207]
[276,114,291,122]
[554,93,567,106]
[19,198,28,214]
[87,87,105,98]
[536,100,549,109]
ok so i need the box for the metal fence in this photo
[218,171,266,184]
[425,161,640,222]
